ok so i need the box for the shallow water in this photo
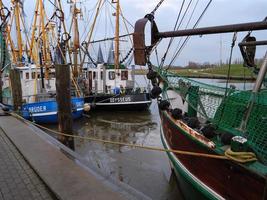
[71,102,183,200]
[45,75,257,199]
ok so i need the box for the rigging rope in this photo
[159,0,186,68]
[150,0,166,16]
[168,0,213,67]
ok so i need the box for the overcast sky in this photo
[120,0,267,66]
[3,0,267,66]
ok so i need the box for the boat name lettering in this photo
[110,97,132,103]
[28,106,47,113]
[75,101,83,107]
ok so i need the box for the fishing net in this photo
[0,30,12,104]
[160,70,267,163]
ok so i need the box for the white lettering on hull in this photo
[110,97,132,103]
[28,106,47,113]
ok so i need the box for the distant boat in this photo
[2,64,84,124]
[82,0,152,111]
[83,62,151,111]
[0,0,85,124]
[21,96,84,124]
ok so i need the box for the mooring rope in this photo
[6,112,257,163]
[6,112,229,160]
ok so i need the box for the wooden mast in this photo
[12,0,23,62]
[39,0,49,79]
[29,0,40,64]
[73,1,80,78]
[114,0,120,69]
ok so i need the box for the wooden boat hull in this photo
[160,110,267,200]
[84,93,152,111]
[21,97,84,124]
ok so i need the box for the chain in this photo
[120,47,133,64]
[151,0,165,16]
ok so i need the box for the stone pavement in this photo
[0,127,56,200]
[0,109,129,200]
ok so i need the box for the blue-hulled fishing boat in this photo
[21,97,84,124]
[1,64,85,124]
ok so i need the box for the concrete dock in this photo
[0,110,129,200]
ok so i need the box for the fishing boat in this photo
[133,2,267,199]
[0,1,84,123]
[83,62,151,111]
[1,64,84,124]
[81,0,152,111]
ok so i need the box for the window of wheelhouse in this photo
[32,72,36,79]
[101,71,103,80]
[49,72,55,78]
[109,71,115,80]
[93,71,97,80]
[121,71,128,80]
[25,72,29,79]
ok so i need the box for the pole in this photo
[73,3,80,78]
[157,21,267,38]
[55,63,74,150]
[9,68,22,111]
[12,0,23,61]
[114,0,120,69]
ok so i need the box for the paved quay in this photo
[0,121,55,200]
[0,109,130,200]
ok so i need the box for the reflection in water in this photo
[71,103,183,200]
[68,77,253,199]
[44,77,254,199]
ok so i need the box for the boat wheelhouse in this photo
[83,63,151,111]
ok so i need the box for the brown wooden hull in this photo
[160,110,267,200]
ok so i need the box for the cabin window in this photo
[121,71,128,80]
[49,72,55,78]
[32,72,36,79]
[101,72,103,80]
[109,71,115,80]
[26,72,29,79]
[93,72,97,80]
[37,73,41,78]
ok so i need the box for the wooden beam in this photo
[9,69,22,111]
[55,64,74,149]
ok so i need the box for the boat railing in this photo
[21,93,57,103]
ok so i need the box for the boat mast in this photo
[114,0,120,69]
[72,1,80,78]
[12,0,23,62]
[29,0,40,64]
[39,0,50,79]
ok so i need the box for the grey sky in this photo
[3,0,267,66]
[120,0,267,66]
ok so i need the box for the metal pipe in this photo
[239,50,267,132]
[253,50,267,92]
[239,40,267,47]
[157,21,267,38]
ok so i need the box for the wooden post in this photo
[55,64,74,150]
[0,69,2,103]
[9,69,22,111]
